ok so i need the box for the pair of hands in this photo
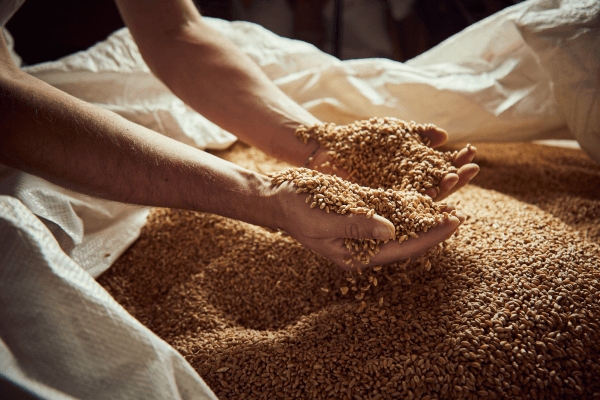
[271,128,479,270]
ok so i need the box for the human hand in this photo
[418,126,479,201]
[307,125,479,202]
[270,181,464,270]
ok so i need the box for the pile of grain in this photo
[295,118,458,192]
[99,141,600,399]
[268,167,447,265]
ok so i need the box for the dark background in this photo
[6,0,521,66]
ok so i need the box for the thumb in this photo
[324,212,395,240]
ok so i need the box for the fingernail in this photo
[374,226,394,240]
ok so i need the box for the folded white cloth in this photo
[405,0,599,161]
[0,196,217,400]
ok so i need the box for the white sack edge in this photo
[0,197,217,400]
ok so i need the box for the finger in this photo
[437,173,459,197]
[314,211,396,241]
[331,210,464,270]
[454,145,477,167]
[435,164,479,201]
[439,202,456,213]
[422,176,458,199]
[424,145,477,200]
[419,126,448,148]
[424,188,437,198]
[368,212,463,265]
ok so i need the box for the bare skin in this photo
[0,0,473,269]
[272,181,464,269]
[420,127,479,201]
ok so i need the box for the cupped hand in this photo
[271,181,464,270]
[308,126,479,202]
[419,126,479,201]
[362,203,464,270]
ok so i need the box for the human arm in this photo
[114,0,322,168]
[0,55,270,226]
[1,33,462,268]
[115,0,477,200]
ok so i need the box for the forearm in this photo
[0,71,277,228]
[115,0,321,167]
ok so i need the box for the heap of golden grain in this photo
[99,138,600,399]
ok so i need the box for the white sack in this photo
[0,196,217,400]
[0,173,149,278]
[406,0,599,160]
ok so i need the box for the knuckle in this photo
[345,223,360,239]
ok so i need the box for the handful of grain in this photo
[269,167,450,265]
[296,117,458,192]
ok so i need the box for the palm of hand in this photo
[274,181,464,270]
[298,126,476,268]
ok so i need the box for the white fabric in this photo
[0,173,150,278]
[0,196,218,400]
[406,0,599,161]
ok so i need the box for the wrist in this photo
[262,178,294,233]
[253,171,282,230]
[184,155,281,230]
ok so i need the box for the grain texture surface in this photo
[98,141,600,399]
